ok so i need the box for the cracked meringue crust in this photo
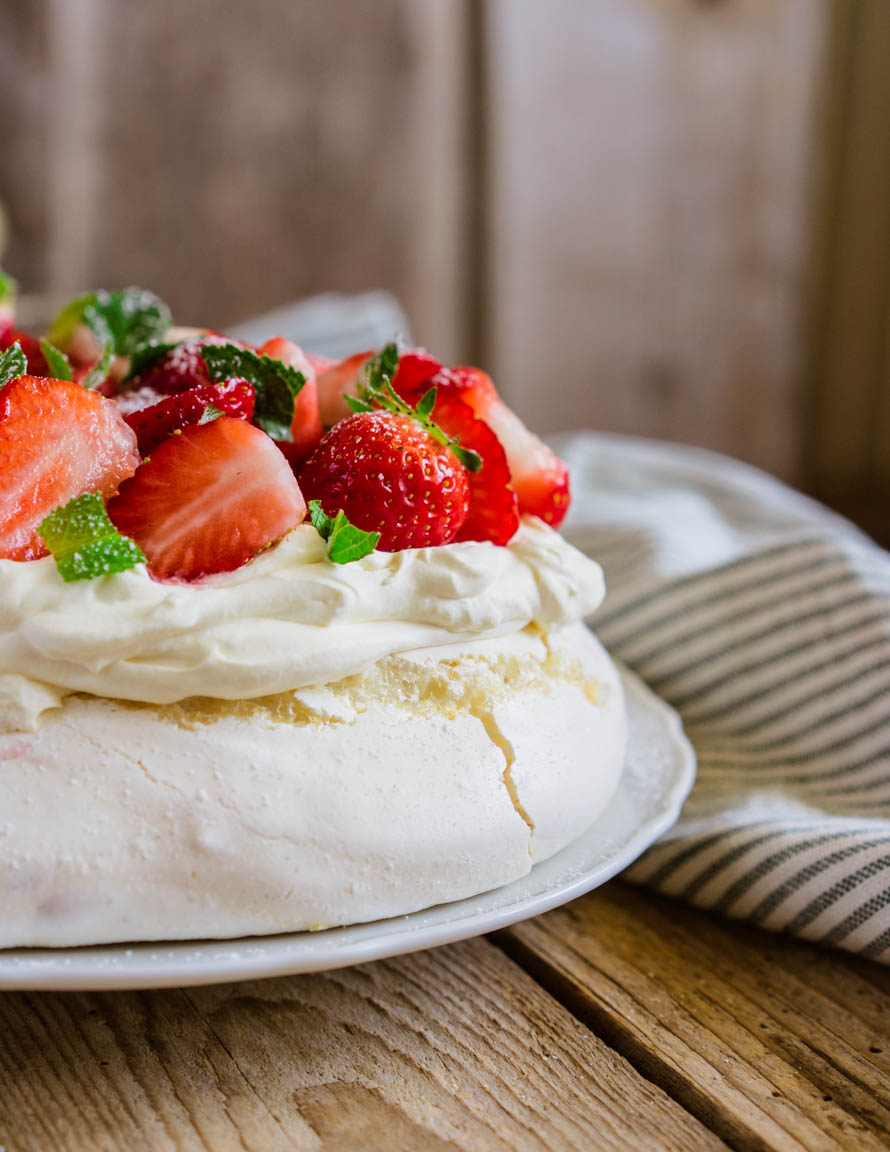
[0,622,625,949]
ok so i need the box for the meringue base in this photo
[0,623,626,949]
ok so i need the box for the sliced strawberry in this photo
[299,412,470,551]
[391,348,442,395]
[258,337,323,466]
[0,376,140,561]
[123,333,233,397]
[0,329,49,377]
[425,366,570,528]
[427,392,518,545]
[0,300,13,347]
[477,400,570,527]
[305,351,336,377]
[108,418,305,581]
[123,379,255,456]
[315,349,374,428]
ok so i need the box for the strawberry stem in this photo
[352,342,483,473]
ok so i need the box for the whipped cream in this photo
[0,517,604,731]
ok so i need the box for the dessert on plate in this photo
[0,279,626,948]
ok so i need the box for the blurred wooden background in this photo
[1,0,888,539]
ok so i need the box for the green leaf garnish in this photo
[38,492,145,582]
[351,341,483,473]
[81,342,114,390]
[0,269,17,307]
[125,339,177,381]
[201,343,305,440]
[48,287,172,356]
[308,499,379,565]
[198,403,225,424]
[415,387,436,421]
[0,342,26,388]
[39,338,73,381]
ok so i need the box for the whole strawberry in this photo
[300,412,470,551]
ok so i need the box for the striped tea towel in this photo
[557,431,890,963]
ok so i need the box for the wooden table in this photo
[1,880,887,1151]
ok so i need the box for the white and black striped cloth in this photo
[239,294,890,964]
[558,432,890,964]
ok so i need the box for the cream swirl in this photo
[0,518,604,731]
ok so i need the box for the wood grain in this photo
[0,0,472,355]
[0,936,725,1152]
[483,0,826,479]
[0,0,53,289]
[0,0,838,490]
[804,0,890,542]
[497,883,890,1152]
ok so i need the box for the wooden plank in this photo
[0,0,472,353]
[0,937,726,1152]
[0,0,54,289]
[483,0,827,481]
[497,882,890,1152]
[804,0,890,543]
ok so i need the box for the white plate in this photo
[0,666,694,990]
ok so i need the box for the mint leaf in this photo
[308,499,379,564]
[0,269,17,307]
[201,343,305,440]
[308,499,336,538]
[81,342,113,390]
[0,342,26,387]
[327,514,380,564]
[39,338,73,381]
[352,341,483,474]
[362,341,400,393]
[49,287,172,356]
[415,386,436,421]
[198,403,224,424]
[38,492,145,582]
[126,339,176,381]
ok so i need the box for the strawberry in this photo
[391,348,441,395]
[314,347,441,431]
[258,337,323,466]
[124,334,233,397]
[315,349,374,427]
[0,376,140,561]
[108,417,306,581]
[421,392,518,546]
[424,366,570,528]
[123,379,255,455]
[0,330,49,377]
[305,351,336,377]
[299,412,470,551]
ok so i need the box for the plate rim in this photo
[0,665,695,990]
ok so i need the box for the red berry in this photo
[315,349,374,427]
[428,366,570,528]
[0,376,140,561]
[125,334,231,397]
[426,393,519,546]
[108,418,306,582]
[299,412,470,551]
[305,351,336,377]
[0,329,49,376]
[258,337,323,466]
[123,379,255,455]
[391,349,442,395]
